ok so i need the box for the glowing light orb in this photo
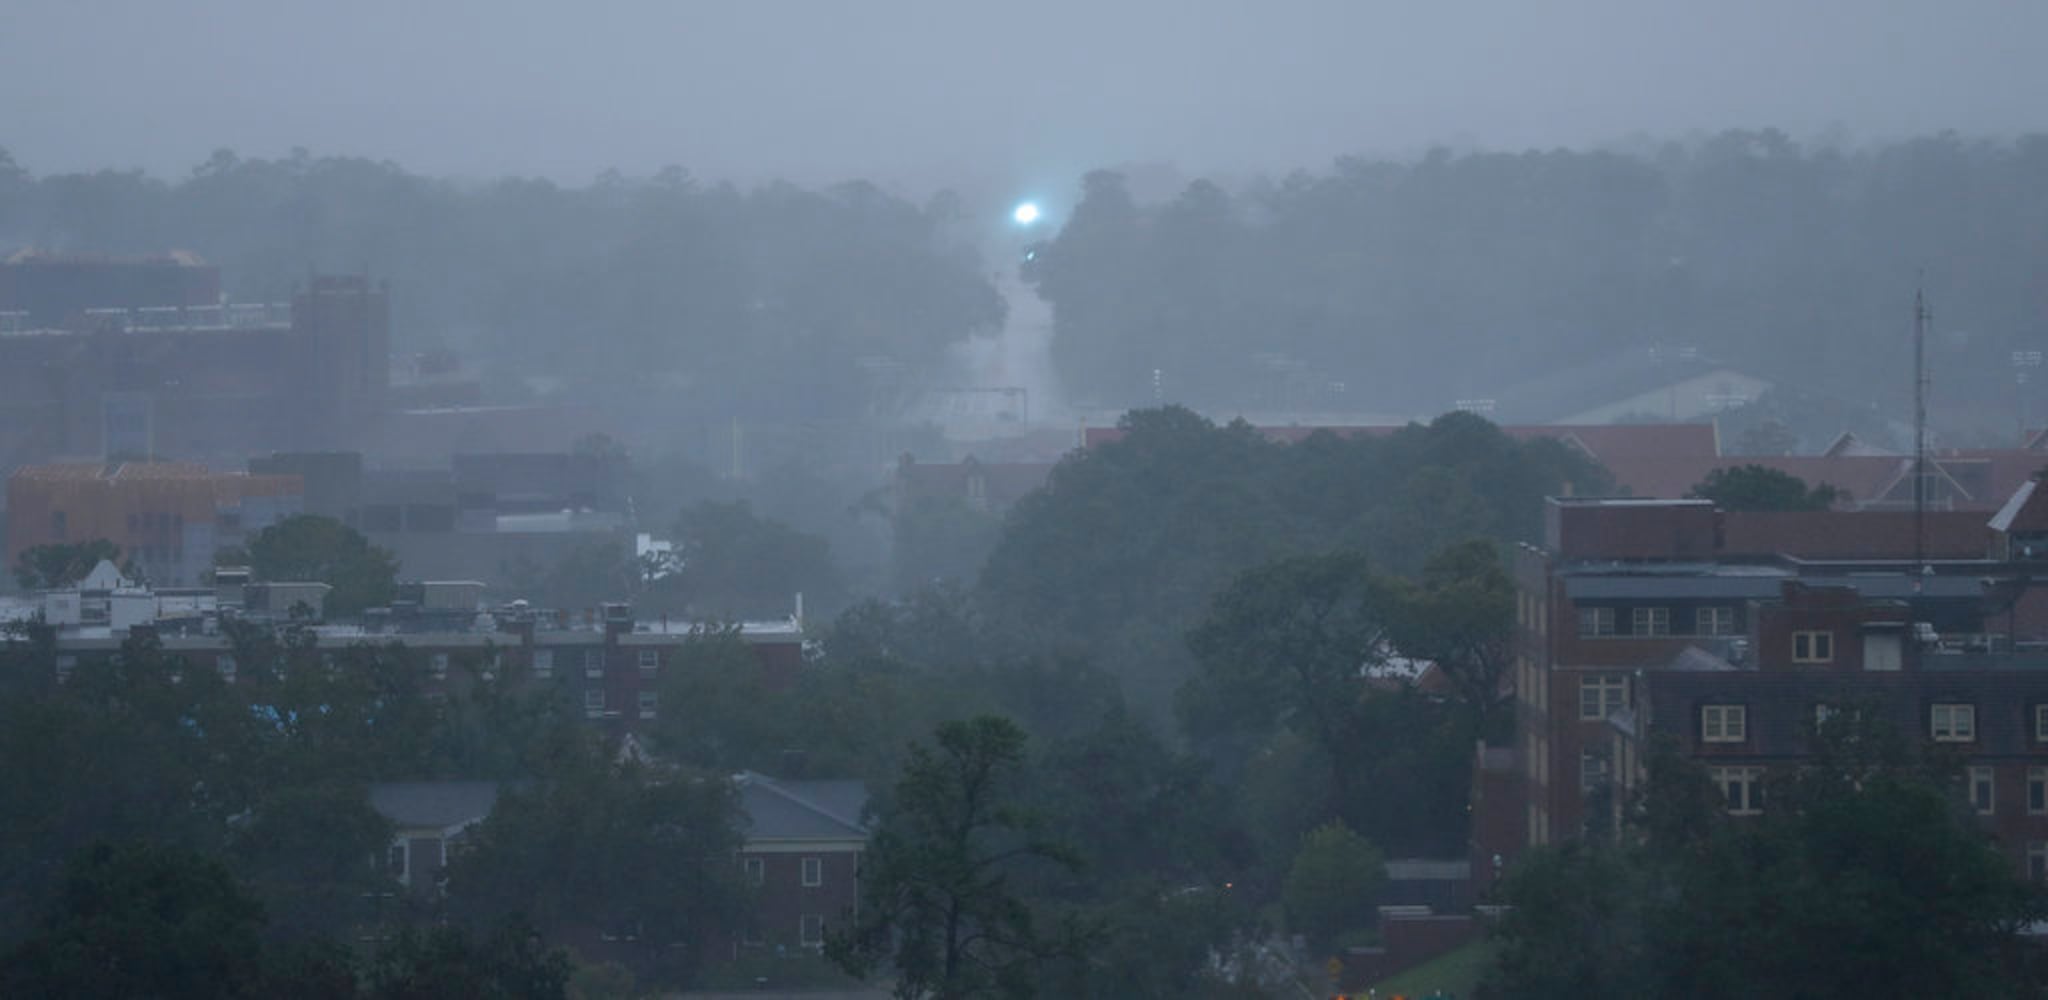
[1012,202,1042,225]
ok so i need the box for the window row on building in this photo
[1699,763,2048,821]
[1680,699,2048,746]
[1577,604,1739,639]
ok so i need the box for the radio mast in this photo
[1914,288,1930,575]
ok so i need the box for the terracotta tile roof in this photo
[1082,422,1720,464]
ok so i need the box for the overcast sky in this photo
[3,0,2044,196]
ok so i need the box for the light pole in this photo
[2014,350,2044,441]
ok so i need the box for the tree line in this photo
[0,148,1002,422]
[1025,131,2048,439]
[10,132,2048,439]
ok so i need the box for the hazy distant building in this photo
[0,263,388,468]
[0,250,221,328]
[5,462,303,586]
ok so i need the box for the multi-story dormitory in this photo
[0,596,807,738]
[1474,476,2048,880]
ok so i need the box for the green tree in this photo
[1281,822,1386,953]
[1031,707,1239,890]
[1383,539,1516,739]
[648,624,787,769]
[1182,552,1384,818]
[1477,842,1652,999]
[0,842,268,999]
[225,782,396,940]
[671,499,839,620]
[1480,724,2045,999]
[892,492,1004,595]
[365,919,573,1000]
[1687,463,1845,511]
[11,539,123,590]
[248,514,400,615]
[828,715,1082,999]
[444,750,745,986]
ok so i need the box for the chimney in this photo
[602,602,634,639]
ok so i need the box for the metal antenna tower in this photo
[1914,287,1930,575]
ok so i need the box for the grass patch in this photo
[1366,939,1494,997]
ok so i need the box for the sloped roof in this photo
[77,559,133,591]
[1487,353,1762,424]
[368,781,503,830]
[1992,480,2048,534]
[735,771,868,842]
[1082,421,1719,464]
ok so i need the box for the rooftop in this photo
[368,781,505,830]
[735,771,869,842]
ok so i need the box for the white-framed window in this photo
[584,689,606,719]
[1971,766,1996,815]
[215,654,237,684]
[583,649,604,678]
[431,652,449,679]
[2031,768,2048,816]
[2031,842,2048,883]
[1579,675,1626,720]
[2035,704,2048,742]
[531,649,553,679]
[799,914,824,948]
[637,691,659,720]
[1702,704,1747,743]
[1932,702,1976,742]
[802,856,822,887]
[1711,765,1763,815]
[388,843,408,880]
[1793,630,1834,663]
[637,649,659,676]
[1633,606,1671,637]
[1577,606,1616,637]
[1580,751,1610,794]
[744,856,764,886]
[1698,606,1736,636]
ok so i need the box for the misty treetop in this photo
[12,132,2048,433]
[0,149,1003,420]
[1025,132,2048,428]
[978,406,1608,721]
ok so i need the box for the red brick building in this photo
[1484,484,2048,875]
[732,772,868,954]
